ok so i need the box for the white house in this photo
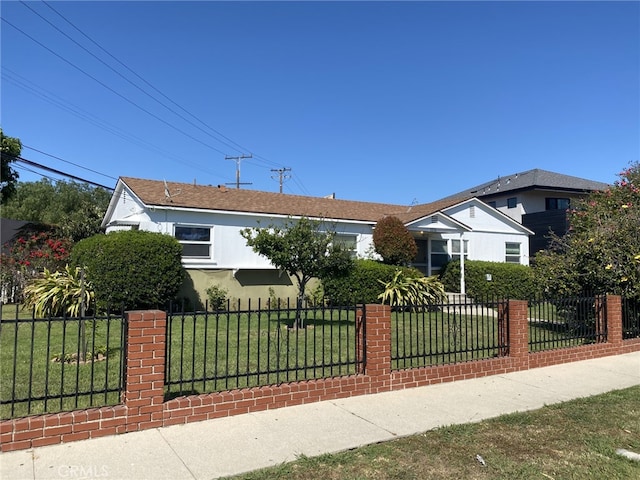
[101,177,533,304]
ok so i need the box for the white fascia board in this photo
[144,205,376,227]
[404,212,472,232]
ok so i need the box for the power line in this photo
[23,145,117,181]
[12,156,114,190]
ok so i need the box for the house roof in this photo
[118,177,464,224]
[440,168,610,201]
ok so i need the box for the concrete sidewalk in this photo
[2,352,639,480]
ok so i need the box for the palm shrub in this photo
[23,265,94,317]
[378,269,446,310]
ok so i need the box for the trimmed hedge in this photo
[70,230,185,310]
[322,259,423,305]
[440,260,537,300]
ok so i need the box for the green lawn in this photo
[0,304,124,419]
[226,385,640,480]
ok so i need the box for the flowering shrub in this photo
[533,162,640,299]
[0,229,72,303]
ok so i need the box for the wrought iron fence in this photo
[0,303,126,419]
[165,299,363,398]
[391,295,508,370]
[528,293,606,351]
[622,296,640,340]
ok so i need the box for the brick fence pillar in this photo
[507,300,529,366]
[363,304,392,391]
[122,310,166,432]
[605,295,623,346]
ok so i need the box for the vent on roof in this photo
[470,205,476,218]
[431,216,438,224]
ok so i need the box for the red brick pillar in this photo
[122,310,166,432]
[507,300,529,367]
[605,295,623,347]
[364,304,392,392]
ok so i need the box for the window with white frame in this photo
[451,239,469,262]
[334,234,358,258]
[505,242,521,263]
[174,225,212,259]
[430,239,449,273]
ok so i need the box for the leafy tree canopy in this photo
[241,217,354,303]
[532,162,640,298]
[1,179,112,242]
[373,215,417,266]
[1,128,21,204]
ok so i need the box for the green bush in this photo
[71,230,185,310]
[373,216,418,266]
[322,259,423,304]
[440,260,537,300]
[206,284,228,311]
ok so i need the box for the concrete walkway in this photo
[2,352,639,480]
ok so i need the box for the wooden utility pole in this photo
[225,154,253,189]
[270,167,291,193]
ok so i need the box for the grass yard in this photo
[0,304,125,419]
[226,385,640,480]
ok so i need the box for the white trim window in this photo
[334,234,358,259]
[505,242,521,263]
[174,225,212,259]
[451,239,468,262]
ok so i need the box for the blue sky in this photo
[2,1,638,204]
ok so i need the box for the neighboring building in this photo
[101,177,532,304]
[440,169,609,256]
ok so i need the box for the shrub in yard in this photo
[206,284,228,310]
[373,216,417,266]
[322,259,423,305]
[440,260,537,300]
[23,265,94,317]
[71,230,185,310]
[378,269,446,309]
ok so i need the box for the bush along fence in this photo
[2,295,639,452]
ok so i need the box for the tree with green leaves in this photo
[1,129,21,204]
[241,217,353,327]
[373,215,417,266]
[532,162,640,299]
[1,179,112,242]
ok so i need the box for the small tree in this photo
[373,216,417,266]
[241,217,353,327]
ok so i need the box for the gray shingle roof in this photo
[441,168,610,201]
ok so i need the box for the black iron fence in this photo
[0,304,126,420]
[391,295,508,370]
[622,296,640,340]
[165,299,363,398]
[528,293,606,351]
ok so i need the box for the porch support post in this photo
[459,232,466,295]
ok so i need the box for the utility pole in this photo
[225,154,253,189]
[270,167,291,193]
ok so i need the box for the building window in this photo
[451,239,468,262]
[545,198,570,210]
[505,242,521,263]
[507,197,517,209]
[174,225,211,259]
[430,239,449,273]
[334,234,357,259]
[487,201,497,208]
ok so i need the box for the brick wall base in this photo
[2,300,639,452]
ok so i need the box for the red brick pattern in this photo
[2,295,638,452]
